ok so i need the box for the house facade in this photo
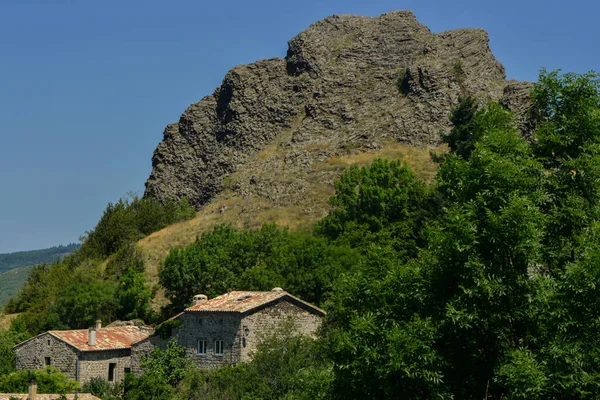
[13,322,151,385]
[131,288,325,372]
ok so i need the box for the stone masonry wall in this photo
[176,313,242,368]
[239,300,322,362]
[14,333,78,380]
[77,349,131,385]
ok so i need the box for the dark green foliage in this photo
[0,366,78,394]
[0,244,79,273]
[9,194,194,334]
[0,319,29,375]
[81,195,195,260]
[82,377,123,400]
[124,341,192,399]
[532,70,600,272]
[160,224,360,310]
[397,68,410,95]
[116,267,153,321]
[316,159,431,260]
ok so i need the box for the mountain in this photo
[0,244,80,273]
[137,11,531,285]
[144,10,530,209]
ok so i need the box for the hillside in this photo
[0,244,79,273]
[0,244,80,307]
[138,10,529,292]
[138,141,443,292]
[0,266,33,307]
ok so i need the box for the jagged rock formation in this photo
[145,10,530,209]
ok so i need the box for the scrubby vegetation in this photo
[0,195,195,371]
[2,70,599,399]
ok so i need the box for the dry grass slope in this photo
[137,142,445,308]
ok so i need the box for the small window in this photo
[242,337,246,348]
[124,367,131,374]
[197,339,207,354]
[108,363,117,382]
[45,357,51,366]
[214,340,224,355]
[47,339,51,346]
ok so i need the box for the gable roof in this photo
[49,326,151,351]
[185,290,325,316]
[14,326,151,352]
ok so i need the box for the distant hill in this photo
[0,244,80,306]
[0,243,80,273]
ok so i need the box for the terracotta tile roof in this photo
[0,394,100,400]
[185,290,325,316]
[48,326,151,351]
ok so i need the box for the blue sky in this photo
[0,0,598,253]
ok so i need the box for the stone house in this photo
[12,321,151,385]
[131,288,325,372]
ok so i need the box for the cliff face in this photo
[145,11,529,208]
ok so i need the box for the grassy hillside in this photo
[0,265,33,307]
[137,142,444,307]
[0,244,79,273]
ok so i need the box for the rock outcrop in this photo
[145,11,530,208]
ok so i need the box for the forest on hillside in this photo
[1,70,599,399]
[0,243,80,273]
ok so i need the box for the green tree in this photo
[0,367,78,394]
[532,70,600,272]
[315,158,431,260]
[116,267,152,321]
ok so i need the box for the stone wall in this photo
[175,313,242,368]
[239,299,322,362]
[77,349,131,384]
[13,333,78,380]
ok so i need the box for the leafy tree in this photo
[315,158,431,259]
[441,96,480,159]
[0,366,78,394]
[52,280,118,329]
[532,70,600,272]
[116,267,152,321]
[160,224,360,310]
[0,319,30,375]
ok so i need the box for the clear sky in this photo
[0,0,598,253]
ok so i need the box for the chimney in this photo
[88,326,97,346]
[192,294,208,306]
[95,320,102,329]
[29,380,37,400]
[271,287,284,292]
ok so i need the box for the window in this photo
[124,368,131,374]
[242,337,246,348]
[47,339,51,346]
[108,363,117,382]
[214,340,224,355]
[197,339,207,354]
[44,357,51,366]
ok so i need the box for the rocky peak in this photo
[144,10,530,209]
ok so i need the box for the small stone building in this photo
[13,322,151,385]
[131,288,325,372]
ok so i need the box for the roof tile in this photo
[49,326,150,351]
[185,290,325,315]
